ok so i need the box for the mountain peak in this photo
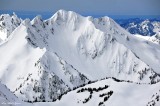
[12,12,18,18]
[50,10,81,22]
[56,9,68,14]
[100,16,111,21]
[31,15,43,25]
[0,12,22,42]
[22,18,30,25]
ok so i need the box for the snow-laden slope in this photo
[32,78,160,106]
[0,10,160,102]
[135,34,160,45]
[92,17,160,75]
[0,20,45,91]
[14,51,89,102]
[0,19,89,102]
[0,13,21,44]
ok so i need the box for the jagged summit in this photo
[51,9,79,18]
[0,12,22,43]
[31,15,43,24]
[50,9,81,22]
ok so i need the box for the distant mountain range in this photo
[116,18,160,36]
[116,18,160,44]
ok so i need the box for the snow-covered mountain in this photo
[0,10,160,105]
[117,18,160,44]
[117,18,160,36]
[0,13,22,44]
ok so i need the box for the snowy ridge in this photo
[14,51,89,102]
[0,10,160,104]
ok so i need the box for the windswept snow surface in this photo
[0,10,160,105]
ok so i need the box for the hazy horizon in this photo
[0,10,160,20]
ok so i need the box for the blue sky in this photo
[0,0,160,19]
